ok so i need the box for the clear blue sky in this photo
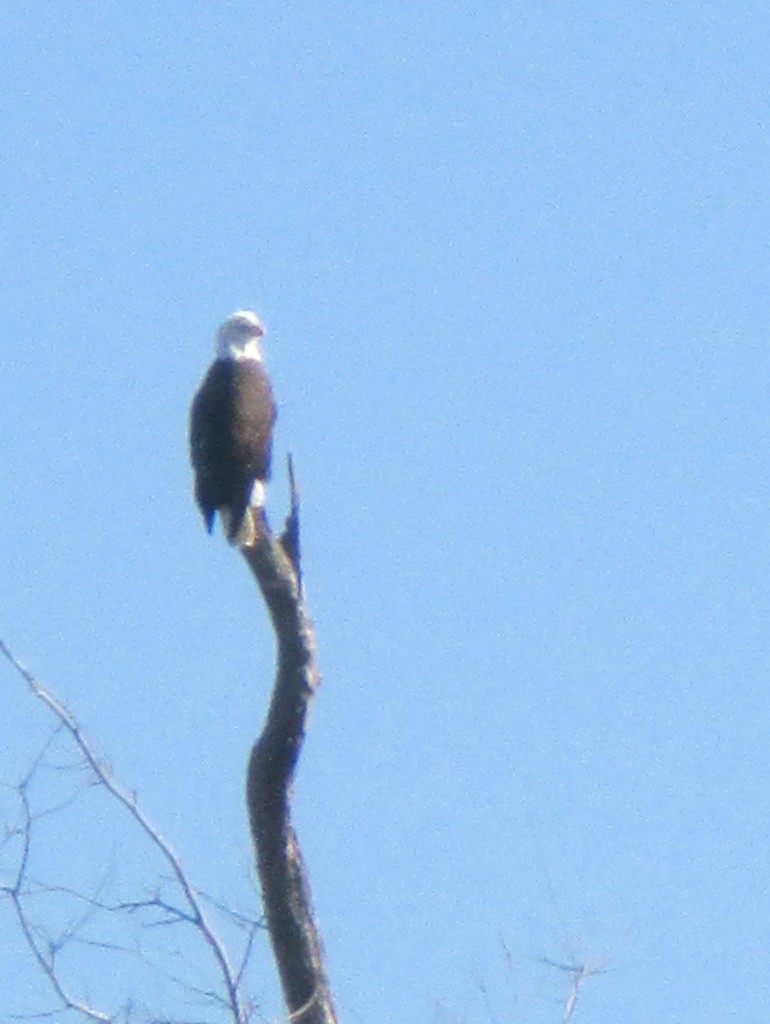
[1,3,769,1021]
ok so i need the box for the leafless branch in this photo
[243,460,338,1024]
[1,455,335,1023]
[3,785,111,1022]
[0,639,258,1023]
[542,955,607,1023]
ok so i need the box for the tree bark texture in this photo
[243,484,338,1024]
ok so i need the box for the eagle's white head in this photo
[216,310,266,361]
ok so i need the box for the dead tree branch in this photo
[4,783,112,1022]
[0,639,256,1024]
[542,955,607,1024]
[243,458,338,1024]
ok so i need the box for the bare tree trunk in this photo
[243,467,338,1024]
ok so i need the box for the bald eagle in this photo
[190,311,277,546]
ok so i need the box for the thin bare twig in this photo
[3,785,111,1022]
[0,638,252,1024]
[542,955,607,1024]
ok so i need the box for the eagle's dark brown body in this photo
[190,356,276,542]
